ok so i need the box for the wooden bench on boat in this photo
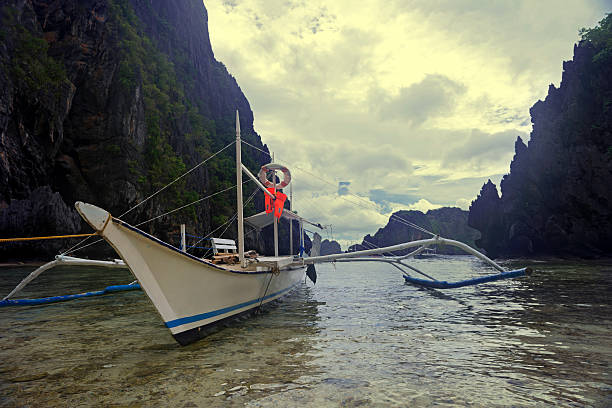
[211,238,238,264]
[211,238,237,254]
[210,238,259,265]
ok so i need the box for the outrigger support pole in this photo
[304,236,505,273]
[316,255,531,289]
[301,236,532,289]
[2,255,128,301]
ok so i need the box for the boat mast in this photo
[236,110,245,267]
[272,152,279,257]
[289,182,293,255]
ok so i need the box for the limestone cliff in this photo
[320,239,341,256]
[468,17,612,258]
[0,0,270,260]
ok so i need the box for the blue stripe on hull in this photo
[165,280,301,329]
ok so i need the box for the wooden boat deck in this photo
[203,255,300,273]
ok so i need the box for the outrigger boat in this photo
[70,112,321,345]
[414,247,436,259]
[1,111,531,345]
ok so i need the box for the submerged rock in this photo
[10,372,48,382]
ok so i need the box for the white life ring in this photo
[258,163,292,188]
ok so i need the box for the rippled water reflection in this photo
[0,256,610,406]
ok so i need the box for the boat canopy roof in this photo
[244,210,323,230]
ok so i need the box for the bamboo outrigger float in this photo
[1,111,532,345]
[303,237,532,289]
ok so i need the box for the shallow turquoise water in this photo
[0,256,610,406]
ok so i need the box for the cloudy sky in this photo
[205,0,609,248]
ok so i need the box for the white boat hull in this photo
[75,202,305,345]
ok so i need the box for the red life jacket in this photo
[265,188,276,213]
[274,192,287,219]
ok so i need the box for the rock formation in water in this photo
[468,180,506,257]
[0,0,271,260]
[350,207,479,255]
[468,16,612,258]
[320,239,341,256]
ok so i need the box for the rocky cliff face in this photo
[350,207,479,255]
[0,0,270,260]
[468,25,612,258]
[468,180,506,257]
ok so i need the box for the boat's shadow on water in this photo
[409,283,473,309]
[177,283,324,349]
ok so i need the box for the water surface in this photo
[0,256,610,406]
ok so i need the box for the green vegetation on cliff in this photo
[107,0,258,226]
[1,6,68,111]
[109,0,202,221]
[580,13,612,157]
[580,13,612,65]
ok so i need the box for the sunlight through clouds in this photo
[205,0,608,246]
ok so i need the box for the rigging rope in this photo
[0,233,96,243]
[240,140,436,237]
[60,140,237,256]
[360,239,394,256]
[134,183,247,227]
[258,271,275,312]
[60,236,104,256]
[187,187,259,256]
[119,141,236,219]
[62,182,252,256]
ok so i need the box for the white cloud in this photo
[455,198,471,211]
[405,198,442,213]
[295,192,388,240]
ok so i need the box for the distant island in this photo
[349,207,479,255]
